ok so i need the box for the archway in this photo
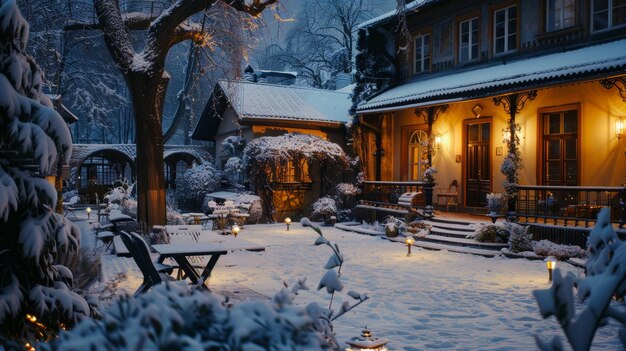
[76,149,135,203]
[163,152,201,189]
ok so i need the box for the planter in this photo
[385,226,398,237]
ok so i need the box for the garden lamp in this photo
[231,225,240,237]
[285,217,291,231]
[86,207,92,220]
[346,328,389,351]
[405,236,415,256]
[545,256,557,282]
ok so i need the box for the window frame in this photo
[413,32,431,74]
[545,0,577,32]
[457,15,480,64]
[493,4,518,56]
[591,0,626,32]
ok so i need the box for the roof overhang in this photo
[239,116,344,129]
[357,39,626,114]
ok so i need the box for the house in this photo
[354,0,626,228]
[191,73,353,220]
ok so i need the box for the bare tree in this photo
[94,0,277,227]
[259,0,374,88]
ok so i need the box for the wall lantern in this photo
[472,104,483,118]
[86,207,92,220]
[544,256,557,283]
[285,217,291,231]
[231,225,240,237]
[617,117,624,140]
[434,134,442,149]
[346,328,389,351]
[404,236,415,256]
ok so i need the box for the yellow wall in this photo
[384,80,626,203]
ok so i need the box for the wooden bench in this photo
[356,192,427,223]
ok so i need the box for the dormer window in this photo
[459,17,479,63]
[414,34,430,74]
[493,5,517,55]
[592,0,626,31]
[546,0,576,32]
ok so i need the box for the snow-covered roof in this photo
[358,0,436,29]
[358,39,626,113]
[218,80,352,124]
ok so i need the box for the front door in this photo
[465,120,491,207]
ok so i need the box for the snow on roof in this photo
[357,0,434,29]
[358,39,626,112]
[218,80,352,124]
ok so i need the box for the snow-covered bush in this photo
[0,0,90,343]
[224,156,244,185]
[40,283,333,351]
[423,166,437,183]
[104,182,137,218]
[407,221,431,238]
[470,224,509,242]
[222,135,246,157]
[62,189,79,202]
[486,192,504,213]
[175,162,220,210]
[505,222,533,253]
[335,183,360,222]
[533,240,586,260]
[384,216,407,233]
[534,208,625,350]
[312,197,337,220]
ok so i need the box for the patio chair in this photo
[63,196,80,220]
[119,231,175,296]
[437,180,459,212]
[96,231,115,253]
[95,194,109,223]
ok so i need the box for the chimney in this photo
[243,65,257,82]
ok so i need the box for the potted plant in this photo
[383,216,406,237]
[312,197,338,226]
[486,192,504,215]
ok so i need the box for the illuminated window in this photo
[546,0,576,31]
[459,17,479,63]
[592,0,626,31]
[493,5,517,55]
[414,34,430,73]
[408,130,429,181]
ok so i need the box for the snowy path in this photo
[73,213,619,350]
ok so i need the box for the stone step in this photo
[412,240,501,258]
[429,227,475,238]
[424,220,475,232]
[427,217,477,226]
[423,234,507,250]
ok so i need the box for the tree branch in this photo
[94,0,136,71]
[224,0,280,16]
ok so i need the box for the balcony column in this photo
[415,104,448,166]
[493,91,537,220]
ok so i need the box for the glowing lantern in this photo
[86,207,92,220]
[346,328,389,351]
[544,256,557,282]
[231,225,240,237]
[405,236,415,256]
[285,217,291,231]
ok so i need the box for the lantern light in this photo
[434,134,441,149]
[405,236,415,256]
[285,217,291,231]
[231,225,240,237]
[346,328,389,351]
[616,117,624,140]
[544,256,557,282]
[86,207,92,220]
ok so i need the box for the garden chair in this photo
[63,196,80,220]
[119,231,175,296]
[437,180,459,212]
[95,194,109,223]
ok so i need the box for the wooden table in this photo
[152,243,227,288]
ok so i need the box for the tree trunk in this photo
[128,72,168,227]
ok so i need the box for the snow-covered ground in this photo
[74,212,620,350]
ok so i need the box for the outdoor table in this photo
[185,212,205,225]
[152,243,228,288]
[113,235,130,257]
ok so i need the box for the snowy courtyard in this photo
[74,212,621,350]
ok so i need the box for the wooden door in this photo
[465,121,491,207]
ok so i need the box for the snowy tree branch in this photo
[94,0,136,71]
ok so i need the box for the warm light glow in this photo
[285,217,291,225]
[434,135,442,149]
[545,259,556,270]
[26,314,37,322]
[617,117,624,140]
[231,225,240,237]
[86,207,92,219]
[405,237,415,245]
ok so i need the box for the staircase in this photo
[413,218,506,257]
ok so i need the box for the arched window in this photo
[408,130,429,181]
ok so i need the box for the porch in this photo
[357,181,626,247]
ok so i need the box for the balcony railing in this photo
[361,181,431,205]
[516,185,626,227]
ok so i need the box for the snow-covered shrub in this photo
[0,1,90,342]
[486,192,504,213]
[470,224,509,242]
[407,221,431,238]
[221,135,246,157]
[175,162,220,210]
[312,197,337,220]
[300,218,369,348]
[384,216,407,233]
[506,223,533,253]
[40,283,333,351]
[533,240,586,260]
[62,189,79,202]
[534,208,626,350]
[335,183,360,222]
[423,166,437,183]
[224,156,244,186]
